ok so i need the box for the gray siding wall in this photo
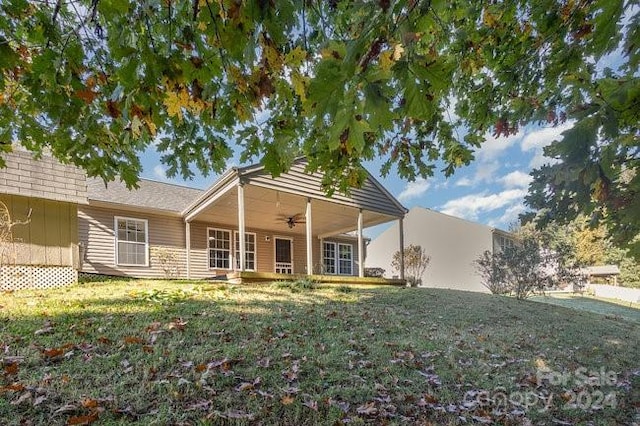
[245,160,405,217]
[0,150,87,204]
[366,207,493,293]
[79,204,361,279]
[79,205,187,279]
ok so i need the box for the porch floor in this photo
[225,271,406,286]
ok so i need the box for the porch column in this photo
[357,209,364,278]
[398,217,405,280]
[306,198,313,274]
[185,221,191,279]
[237,183,246,271]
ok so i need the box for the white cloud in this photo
[439,188,527,221]
[475,131,522,163]
[397,178,431,202]
[455,177,473,187]
[153,164,168,181]
[499,170,533,189]
[488,203,527,229]
[520,121,574,169]
[474,161,500,183]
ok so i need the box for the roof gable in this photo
[238,158,406,217]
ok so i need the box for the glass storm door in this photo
[274,238,293,274]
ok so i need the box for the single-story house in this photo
[79,158,408,282]
[365,206,516,293]
[0,149,87,290]
[581,264,621,286]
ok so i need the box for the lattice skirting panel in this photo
[0,265,78,291]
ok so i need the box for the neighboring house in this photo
[0,149,87,290]
[582,265,621,286]
[366,206,516,293]
[79,158,407,280]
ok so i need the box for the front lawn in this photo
[1,280,639,425]
[530,293,640,324]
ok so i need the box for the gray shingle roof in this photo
[87,177,203,213]
[584,265,621,276]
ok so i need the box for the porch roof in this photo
[182,158,406,236]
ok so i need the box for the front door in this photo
[274,238,293,274]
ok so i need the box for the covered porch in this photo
[181,160,407,280]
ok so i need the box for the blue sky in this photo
[139,121,573,238]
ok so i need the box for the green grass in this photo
[530,293,640,324]
[1,280,639,425]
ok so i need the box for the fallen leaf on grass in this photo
[124,336,144,345]
[66,413,98,425]
[42,348,64,359]
[1,383,26,392]
[81,399,99,409]
[256,357,270,368]
[146,322,162,332]
[303,399,318,411]
[4,362,18,375]
[54,404,79,415]
[356,401,377,415]
[167,319,187,331]
[281,395,295,405]
[34,320,54,335]
[97,337,112,345]
[10,391,32,405]
[33,395,47,406]
[236,377,261,392]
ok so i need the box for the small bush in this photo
[364,267,385,278]
[273,278,318,293]
[129,288,197,304]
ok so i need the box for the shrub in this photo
[475,230,582,300]
[273,278,318,293]
[391,244,430,287]
[364,267,385,278]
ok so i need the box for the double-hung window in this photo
[323,242,353,275]
[234,232,256,271]
[323,242,336,274]
[208,228,231,269]
[115,217,148,266]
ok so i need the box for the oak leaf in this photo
[66,413,98,425]
[281,395,295,405]
[4,362,18,376]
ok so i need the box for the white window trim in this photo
[337,242,354,276]
[273,236,294,273]
[323,241,354,275]
[114,216,149,267]
[233,231,257,272]
[322,241,337,275]
[207,227,232,271]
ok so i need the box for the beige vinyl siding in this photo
[1,194,78,267]
[78,205,187,278]
[79,204,363,279]
[188,224,308,277]
[244,160,405,217]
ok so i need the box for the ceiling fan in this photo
[276,213,306,229]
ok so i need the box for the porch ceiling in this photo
[190,184,396,236]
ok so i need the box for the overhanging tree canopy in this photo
[0,0,638,252]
